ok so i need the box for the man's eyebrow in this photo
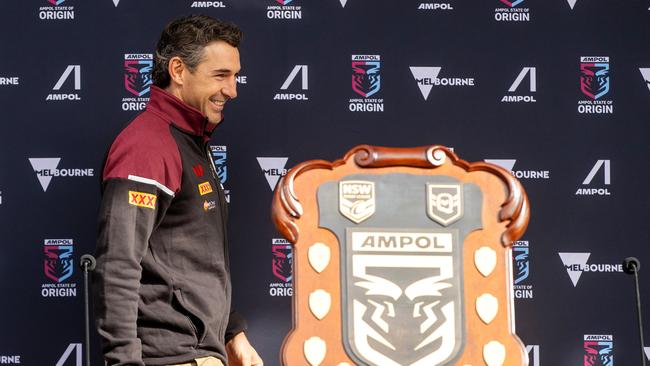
[211,68,235,74]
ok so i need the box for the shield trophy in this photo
[272,145,530,366]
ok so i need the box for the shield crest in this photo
[124,59,153,97]
[580,63,610,100]
[339,181,375,224]
[427,184,463,226]
[352,61,381,98]
[44,245,74,283]
[344,229,463,366]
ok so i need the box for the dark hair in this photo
[152,15,242,88]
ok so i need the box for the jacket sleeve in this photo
[92,177,174,366]
[224,309,248,343]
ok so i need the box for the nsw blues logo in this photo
[580,59,610,100]
[124,54,153,97]
[513,243,529,284]
[43,239,74,283]
[210,145,228,184]
[352,55,381,98]
[512,241,533,299]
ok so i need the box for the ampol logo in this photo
[501,67,536,103]
[54,343,82,366]
[576,159,611,196]
[274,65,308,101]
[526,345,540,366]
[46,65,81,101]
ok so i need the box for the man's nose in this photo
[223,77,237,100]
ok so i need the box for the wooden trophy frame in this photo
[272,145,530,366]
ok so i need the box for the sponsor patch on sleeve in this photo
[198,181,213,195]
[128,191,157,209]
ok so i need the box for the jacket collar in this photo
[146,85,217,139]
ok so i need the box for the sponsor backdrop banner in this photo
[0,0,648,365]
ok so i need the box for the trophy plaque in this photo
[272,145,530,366]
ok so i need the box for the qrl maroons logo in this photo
[43,239,74,283]
[584,335,614,366]
[124,54,153,97]
[351,55,381,98]
[427,184,463,226]
[580,57,610,100]
[344,229,463,366]
[272,240,293,283]
[339,180,375,224]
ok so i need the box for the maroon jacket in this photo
[93,86,246,366]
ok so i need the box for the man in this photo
[93,15,263,366]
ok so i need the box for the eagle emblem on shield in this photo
[339,181,376,224]
[427,184,463,226]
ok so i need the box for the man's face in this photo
[180,40,240,125]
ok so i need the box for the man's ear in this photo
[168,56,185,86]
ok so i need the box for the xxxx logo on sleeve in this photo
[128,191,157,209]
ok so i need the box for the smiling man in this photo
[93,15,262,366]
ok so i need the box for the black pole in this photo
[623,257,646,366]
[80,254,96,366]
[83,265,91,366]
[633,265,646,366]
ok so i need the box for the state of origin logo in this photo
[494,0,530,22]
[584,335,614,366]
[578,56,613,114]
[269,238,293,297]
[349,55,384,112]
[121,54,153,111]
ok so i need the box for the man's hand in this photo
[226,332,263,366]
